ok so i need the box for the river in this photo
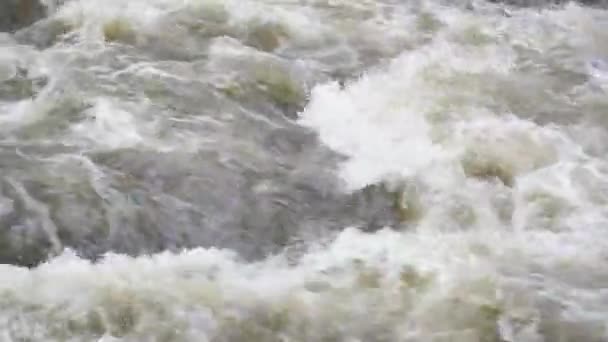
[0,0,607,341]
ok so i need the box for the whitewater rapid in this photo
[0,0,607,341]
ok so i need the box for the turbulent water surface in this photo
[1,0,608,340]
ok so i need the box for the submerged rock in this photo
[0,0,46,33]
[103,17,137,44]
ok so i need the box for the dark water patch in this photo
[0,67,48,101]
[0,0,46,33]
[0,178,56,267]
[0,125,400,267]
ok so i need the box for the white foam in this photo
[1,1,608,341]
[0,224,605,340]
[292,6,608,340]
[298,39,517,190]
[70,98,144,150]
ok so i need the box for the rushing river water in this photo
[1,0,608,341]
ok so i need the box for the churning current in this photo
[0,0,608,341]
